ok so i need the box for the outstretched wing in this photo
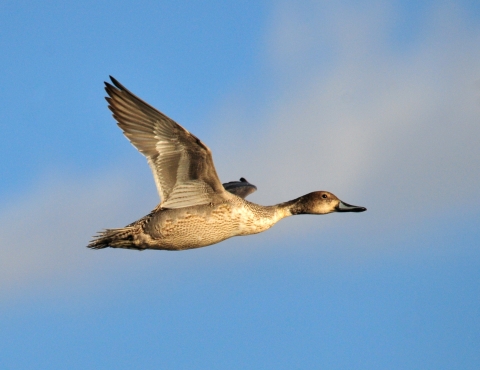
[105,76,226,209]
[223,178,257,199]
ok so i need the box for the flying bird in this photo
[88,77,366,251]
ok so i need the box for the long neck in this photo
[272,196,307,219]
[240,196,310,232]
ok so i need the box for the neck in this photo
[274,196,306,218]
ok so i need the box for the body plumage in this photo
[88,77,366,251]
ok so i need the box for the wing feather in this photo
[105,76,225,208]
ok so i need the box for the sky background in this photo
[1,0,480,369]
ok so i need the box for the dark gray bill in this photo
[335,201,367,213]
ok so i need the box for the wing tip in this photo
[109,75,123,89]
[104,76,124,94]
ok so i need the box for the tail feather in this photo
[87,227,137,250]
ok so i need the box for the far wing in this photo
[223,178,257,199]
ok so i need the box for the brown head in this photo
[289,191,367,215]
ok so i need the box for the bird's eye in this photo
[322,194,328,199]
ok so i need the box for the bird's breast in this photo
[144,201,277,250]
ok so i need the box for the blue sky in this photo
[1,1,480,369]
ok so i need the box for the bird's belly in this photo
[146,204,275,250]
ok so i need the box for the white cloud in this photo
[0,169,157,297]
[212,1,480,219]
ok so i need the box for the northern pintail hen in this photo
[88,77,366,251]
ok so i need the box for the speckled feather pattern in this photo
[116,195,285,251]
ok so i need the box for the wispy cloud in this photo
[212,1,480,218]
[0,169,155,297]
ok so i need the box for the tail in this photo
[87,227,139,250]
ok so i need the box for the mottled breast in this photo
[143,198,277,250]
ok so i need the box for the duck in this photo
[88,77,366,251]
